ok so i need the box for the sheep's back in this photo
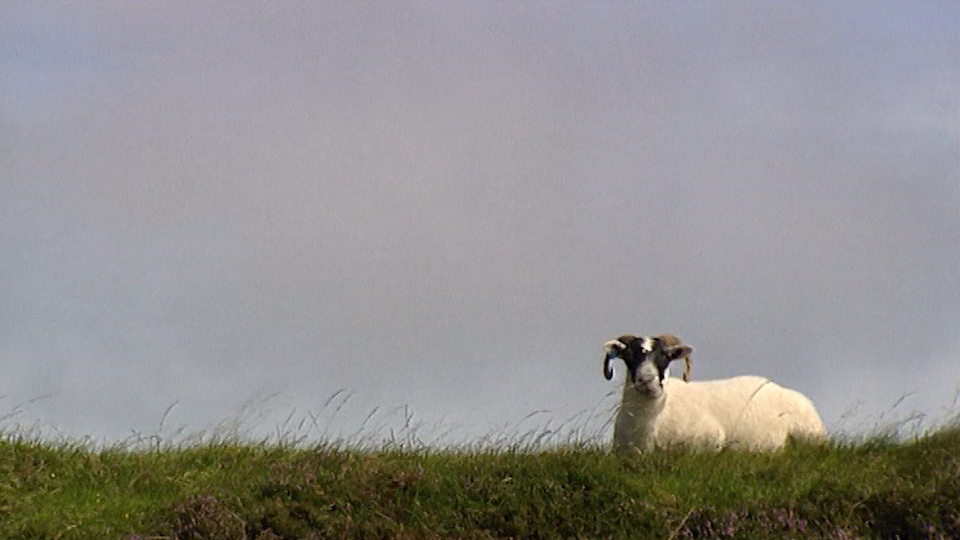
[668,376,771,427]
[754,385,827,440]
[664,376,822,450]
[655,377,769,450]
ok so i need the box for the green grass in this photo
[2,428,959,539]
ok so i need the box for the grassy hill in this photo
[2,427,959,539]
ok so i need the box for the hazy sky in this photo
[2,2,958,446]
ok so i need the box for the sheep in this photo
[602,334,826,453]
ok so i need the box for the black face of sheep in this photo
[603,335,694,395]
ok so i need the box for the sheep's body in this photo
[603,335,826,453]
[614,375,826,452]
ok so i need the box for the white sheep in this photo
[603,334,826,453]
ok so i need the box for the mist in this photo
[2,2,957,445]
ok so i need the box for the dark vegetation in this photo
[2,425,959,539]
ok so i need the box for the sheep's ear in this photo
[666,345,693,362]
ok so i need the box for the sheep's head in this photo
[602,335,694,398]
[658,333,693,382]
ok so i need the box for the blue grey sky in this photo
[2,2,958,445]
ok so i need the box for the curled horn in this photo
[659,334,693,382]
[602,339,627,380]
